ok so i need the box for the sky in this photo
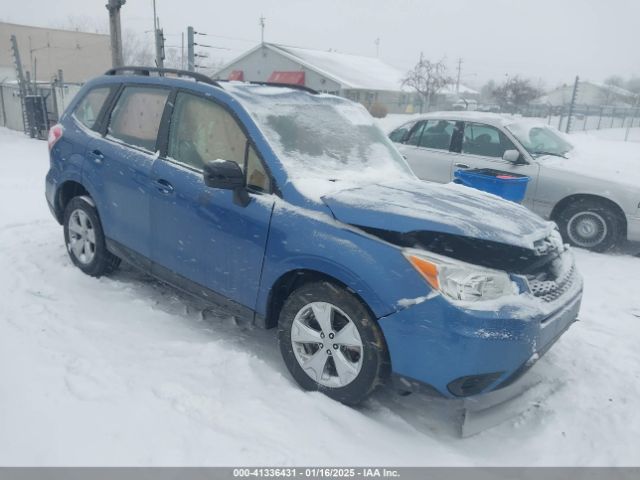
[2,0,639,89]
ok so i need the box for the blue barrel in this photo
[453,168,530,203]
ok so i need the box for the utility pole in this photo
[259,15,266,44]
[181,32,185,70]
[187,26,195,71]
[566,75,579,134]
[375,37,380,57]
[155,27,165,68]
[456,58,463,95]
[151,0,165,68]
[153,0,157,33]
[106,0,126,68]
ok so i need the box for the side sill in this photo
[105,238,265,327]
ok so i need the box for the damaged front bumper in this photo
[379,275,582,400]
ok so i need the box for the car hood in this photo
[321,179,554,250]
[542,137,640,188]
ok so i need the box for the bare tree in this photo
[492,76,542,112]
[51,16,108,34]
[479,79,497,104]
[402,53,452,111]
[626,77,640,96]
[119,30,185,69]
[604,75,625,88]
[122,30,154,67]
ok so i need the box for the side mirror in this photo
[203,159,244,189]
[203,159,250,206]
[503,149,526,164]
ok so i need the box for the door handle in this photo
[154,179,175,194]
[455,163,470,169]
[89,149,104,163]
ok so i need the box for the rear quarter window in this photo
[72,86,112,130]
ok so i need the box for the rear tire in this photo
[278,281,389,405]
[556,199,623,252]
[63,196,120,277]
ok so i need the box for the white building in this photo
[535,81,636,107]
[0,22,111,84]
[215,43,476,114]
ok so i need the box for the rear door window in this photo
[72,86,112,130]
[107,86,170,152]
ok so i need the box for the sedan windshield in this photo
[506,122,574,158]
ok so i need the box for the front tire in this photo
[278,281,389,405]
[63,196,120,277]
[556,199,623,252]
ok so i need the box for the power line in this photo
[193,42,230,50]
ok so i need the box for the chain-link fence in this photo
[518,104,640,134]
[0,81,82,135]
[363,97,640,138]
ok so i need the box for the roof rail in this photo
[248,81,318,94]
[216,79,318,95]
[104,66,220,88]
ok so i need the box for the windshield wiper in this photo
[532,151,567,159]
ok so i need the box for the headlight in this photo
[403,249,517,303]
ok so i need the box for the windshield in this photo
[227,85,413,192]
[506,122,574,157]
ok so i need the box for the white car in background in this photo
[389,112,640,252]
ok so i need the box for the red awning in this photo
[228,70,244,81]
[267,71,305,85]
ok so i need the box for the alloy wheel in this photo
[290,301,364,388]
[67,209,96,265]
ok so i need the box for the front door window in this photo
[167,92,270,192]
[462,122,516,158]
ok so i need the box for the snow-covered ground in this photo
[1,126,639,466]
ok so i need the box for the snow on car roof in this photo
[408,111,517,126]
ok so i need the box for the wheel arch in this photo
[53,180,91,223]
[551,193,627,236]
[263,268,383,330]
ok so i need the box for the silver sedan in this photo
[389,112,640,252]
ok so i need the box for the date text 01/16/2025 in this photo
[232,468,400,478]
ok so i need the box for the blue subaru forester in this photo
[45,67,582,405]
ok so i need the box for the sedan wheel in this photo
[556,199,623,252]
[566,211,607,249]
